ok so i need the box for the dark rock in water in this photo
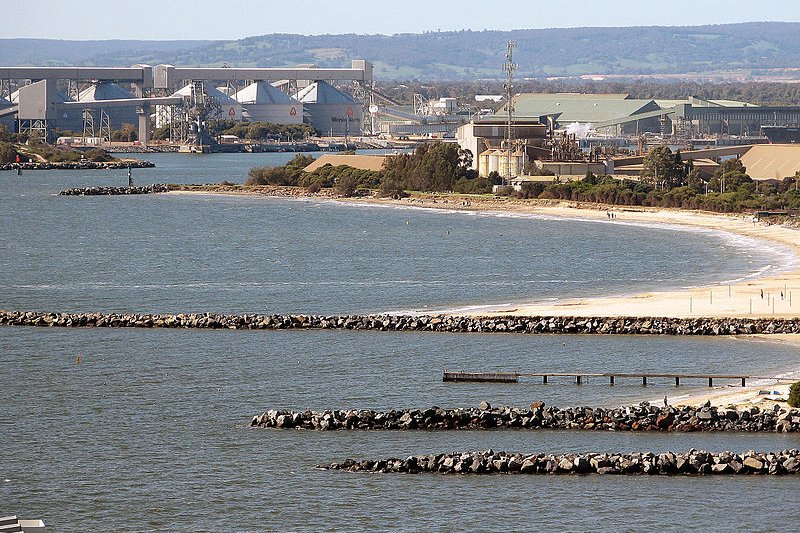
[1,160,155,172]
[248,404,800,433]
[656,412,675,429]
[1,309,799,336]
[320,449,800,476]
[59,184,168,196]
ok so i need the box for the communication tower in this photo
[504,40,517,184]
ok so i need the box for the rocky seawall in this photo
[1,310,799,335]
[166,183,338,198]
[251,403,800,433]
[1,160,155,171]
[320,448,800,475]
[59,185,169,196]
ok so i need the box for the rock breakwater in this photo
[320,448,800,475]
[59,184,169,196]
[1,310,799,335]
[251,403,800,432]
[1,160,154,171]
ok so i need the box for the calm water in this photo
[1,154,800,531]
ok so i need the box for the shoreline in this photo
[165,187,800,407]
[344,194,800,320]
[168,186,800,319]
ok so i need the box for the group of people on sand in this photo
[606,211,616,219]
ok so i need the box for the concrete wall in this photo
[243,103,303,124]
[305,103,361,136]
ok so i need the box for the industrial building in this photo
[494,93,800,146]
[295,81,361,137]
[370,96,469,138]
[73,81,140,133]
[234,81,303,124]
[0,60,373,145]
[456,119,548,177]
[501,93,663,135]
[0,94,16,129]
[165,83,244,123]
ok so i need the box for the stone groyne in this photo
[0,159,156,170]
[166,183,338,198]
[251,403,800,433]
[320,448,800,476]
[1,160,155,171]
[0,310,799,335]
[59,184,169,196]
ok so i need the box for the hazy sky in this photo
[4,0,800,40]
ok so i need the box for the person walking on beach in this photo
[663,396,668,407]
[760,289,764,299]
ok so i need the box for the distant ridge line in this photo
[3,22,800,80]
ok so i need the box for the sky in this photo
[3,0,800,40]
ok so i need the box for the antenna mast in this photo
[504,40,517,184]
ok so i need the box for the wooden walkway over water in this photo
[443,370,796,387]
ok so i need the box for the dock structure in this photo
[442,370,795,387]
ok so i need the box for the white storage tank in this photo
[234,81,302,124]
[294,80,361,136]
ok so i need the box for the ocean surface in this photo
[1,152,799,531]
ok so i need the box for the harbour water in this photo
[1,153,800,531]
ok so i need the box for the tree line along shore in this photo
[245,145,800,215]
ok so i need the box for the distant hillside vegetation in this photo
[0,39,212,66]
[4,23,800,80]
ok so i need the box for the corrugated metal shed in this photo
[10,88,72,104]
[656,98,757,109]
[505,93,659,124]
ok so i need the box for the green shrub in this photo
[0,141,19,164]
[84,148,114,162]
[788,382,800,408]
[334,174,359,197]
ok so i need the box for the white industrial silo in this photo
[234,81,303,125]
[294,80,361,136]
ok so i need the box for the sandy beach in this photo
[338,193,800,320]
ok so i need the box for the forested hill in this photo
[4,22,800,80]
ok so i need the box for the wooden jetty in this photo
[442,370,796,387]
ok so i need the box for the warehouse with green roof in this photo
[498,93,663,135]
